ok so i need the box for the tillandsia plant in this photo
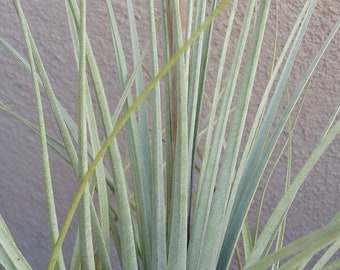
[0,0,339,269]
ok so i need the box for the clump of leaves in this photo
[1,0,339,269]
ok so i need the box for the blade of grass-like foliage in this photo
[233,0,310,188]
[46,1,237,268]
[104,1,154,267]
[59,44,149,196]
[312,239,340,270]
[244,17,340,265]
[0,215,32,270]
[30,28,79,175]
[0,35,82,173]
[76,1,95,268]
[241,221,253,261]
[110,47,148,127]
[245,115,340,267]
[0,39,75,166]
[85,89,111,250]
[54,96,115,192]
[66,1,151,206]
[126,0,152,196]
[272,89,294,270]
[0,247,16,270]
[323,259,340,270]
[253,87,307,247]
[68,9,155,256]
[244,214,340,270]
[12,1,66,269]
[65,0,111,256]
[0,33,79,174]
[0,102,68,162]
[230,0,315,207]
[195,0,270,268]
[148,0,166,268]
[286,129,335,270]
[109,207,122,265]
[280,240,333,270]
[112,1,154,265]
[186,0,207,234]
[237,0,310,248]
[107,1,170,266]
[89,201,112,269]
[188,0,218,146]
[186,0,208,159]
[187,1,235,267]
[2,1,338,269]
[69,233,80,270]
[183,0,194,65]
[69,0,152,267]
[320,97,340,140]
[85,84,110,253]
[217,1,318,267]
[187,0,219,235]
[167,1,189,268]
[159,0,174,238]
[66,1,139,269]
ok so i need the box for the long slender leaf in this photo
[244,214,340,270]
[187,1,236,267]
[148,0,167,269]
[0,215,32,270]
[311,238,340,270]
[167,1,189,268]
[46,0,231,268]
[65,0,111,258]
[1,1,338,270]
[197,0,271,268]
[12,1,66,269]
[0,102,67,162]
[76,1,95,268]
[63,1,139,270]
[322,258,340,270]
[245,116,340,267]
[217,1,318,268]
[105,1,154,268]
[89,201,112,269]
[245,16,340,266]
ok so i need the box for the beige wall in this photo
[0,1,339,269]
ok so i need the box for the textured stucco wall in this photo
[0,1,339,269]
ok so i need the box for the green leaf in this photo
[244,214,340,270]
[245,16,340,266]
[12,0,66,268]
[245,116,340,267]
[0,215,32,270]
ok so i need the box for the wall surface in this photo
[0,1,339,269]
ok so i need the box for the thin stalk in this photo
[12,0,66,269]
